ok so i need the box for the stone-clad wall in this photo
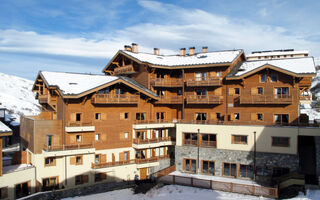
[175,146,299,183]
[315,136,320,177]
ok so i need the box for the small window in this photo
[136,113,146,121]
[271,74,278,82]
[124,151,129,161]
[76,156,82,165]
[196,113,207,121]
[177,89,182,96]
[216,71,221,77]
[202,160,215,175]
[95,173,106,182]
[76,113,81,121]
[95,113,101,120]
[184,158,196,173]
[274,114,289,124]
[216,113,223,121]
[124,113,129,119]
[95,134,100,141]
[95,155,100,164]
[258,87,263,95]
[232,135,248,144]
[234,88,240,95]
[260,74,267,83]
[272,137,290,147]
[75,175,82,185]
[47,135,53,147]
[45,157,55,166]
[257,113,263,121]
[234,113,240,120]
[124,132,129,139]
[76,135,81,142]
[156,112,165,121]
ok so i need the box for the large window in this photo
[201,134,217,148]
[223,163,237,177]
[195,113,207,121]
[136,113,146,121]
[232,135,248,144]
[42,177,58,191]
[202,160,215,175]
[240,164,254,178]
[274,114,289,124]
[274,87,289,98]
[45,157,56,167]
[185,158,196,173]
[272,137,290,147]
[195,72,207,81]
[183,133,198,146]
[156,112,165,122]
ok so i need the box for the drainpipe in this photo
[197,129,200,174]
[253,131,257,180]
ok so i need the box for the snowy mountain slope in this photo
[0,72,41,123]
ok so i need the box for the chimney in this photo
[132,43,138,53]
[189,47,195,55]
[154,48,159,55]
[180,48,186,56]
[124,45,132,52]
[202,46,208,53]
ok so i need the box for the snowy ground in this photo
[63,184,320,200]
[0,72,40,124]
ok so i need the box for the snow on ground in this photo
[300,104,320,121]
[0,72,40,123]
[64,185,270,200]
[290,189,320,200]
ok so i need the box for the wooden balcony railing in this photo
[186,95,223,104]
[201,141,217,148]
[299,95,311,100]
[133,137,172,144]
[114,64,135,75]
[67,121,93,127]
[239,95,292,104]
[186,77,222,87]
[38,94,49,104]
[150,78,184,87]
[92,94,139,104]
[155,96,183,104]
[183,140,197,146]
[43,143,94,151]
[91,155,170,169]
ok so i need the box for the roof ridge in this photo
[41,70,109,77]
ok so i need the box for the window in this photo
[258,87,263,95]
[195,113,207,121]
[124,132,129,139]
[223,163,237,177]
[0,187,8,199]
[216,71,221,77]
[201,134,216,148]
[124,112,129,119]
[274,87,289,98]
[240,164,254,178]
[46,135,52,147]
[157,73,164,79]
[260,74,267,83]
[76,113,81,121]
[231,113,240,120]
[257,113,263,121]
[124,151,129,161]
[195,72,207,81]
[76,156,82,165]
[136,131,145,139]
[75,175,82,185]
[216,113,223,121]
[234,88,240,95]
[95,134,100,141]
[156,89,165,96]
[272,137,290,147]
[95,113,101,120]
[196,89,207,96]
[76,135,81,142]
[271,74,278,82]
[95,155,100,164]
[136,113,146,121]
[95,173,107,182]
[274,114,289,124]
[98,87,110,94]
[135,150,146,159]
[115,88,125,95]
[183,133,198,146]
[45,157,55,166]
[232,135,248,144]
[156,112,165,122]
[184,158,196,173]
[42,177,58,191]
[202,161,215,175]
[177,89,182,96]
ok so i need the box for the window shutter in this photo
[251,113,257,121]
[101,133,107,141]
[251,88,258,95]
[120,132,124,140]
[101,154,106,163]
[210,71,216,77]
[119,152,124,161]
[230,113,235,121]
[228,88,234,95]
[70,157,76,165]
[183,159,186,171]
[127,151,130,160]
[120,113,124,120]
[101,113,107,120]
[210,113,217,120]
[215,88,222,95]
[70,113,76,121]
[82,175,89,183]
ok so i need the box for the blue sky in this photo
[0,0,320,80]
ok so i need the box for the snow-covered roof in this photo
[247,50,309,58]
[230,57,316,77]
[40,71,119,95]
[0,121,11,133]
[121,50,242,67]
[39,71,157,98]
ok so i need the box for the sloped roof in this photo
[228,57,316,78]
[121,49,243,67]
[39,71,157,98]
[246,50,309,58]
[0,121,12,134]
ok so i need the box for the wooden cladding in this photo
[186,95,223,104]
[150,78,183,87]
[92,94,139,104]
[155,96,184,104]
[186,77,222,87]
[114,64,135,75]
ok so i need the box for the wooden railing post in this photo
[230,182,233,192]
[173,175,176,184]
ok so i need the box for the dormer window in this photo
[115,88,125,95]
[271,74,278,82]
[98,87,110,94]
[260,74,267,83]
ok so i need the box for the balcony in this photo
[201,141,217,148]
[186,77,222,87]
[38,94,48,104]
[133,137,172,144]
[186,95,223,104]
[239,94,292,104]
[92,94,139,104]
[114,64,135,75]
[155,96,184,104]
[43,143,94,151]
[133,137,175,149]
[65,121,95,132]
[150,78,184,87]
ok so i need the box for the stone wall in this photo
[175,146,299,185]
[314,136,320,177]
[149,158,171,176]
